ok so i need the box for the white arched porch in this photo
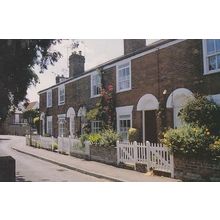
[137,94,159,143]
[166,88,194,128]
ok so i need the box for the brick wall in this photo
[174,155,220,181]
[90,145,117,165]
[39,40,220,139]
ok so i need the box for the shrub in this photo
[52,143,58,151]
[100,129,120,147]
[128,128,138,143]
[88,133,102,146]
[180,95,220,135]
[86,129,119,147]
[80,133,90,146]
[161,124,220,158]
[209,138,220,156]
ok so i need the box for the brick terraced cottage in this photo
[38,39,220,143]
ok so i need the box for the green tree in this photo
[0,39,61,121]
[180,95,220,135]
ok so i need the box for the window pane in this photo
[208,56,217,71]
[207,40,215,54]
[217,55,220,69]
[215,40,220,52]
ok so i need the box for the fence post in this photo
[134,141,138,170]
[116,140,120,165]
[170,153,174,178]
[69,135,71,155]
[40,135,42,148]
[51,136,54,151]
[84,141,90,159]
[146,141,150,172]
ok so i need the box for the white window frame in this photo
[46,116,53,136]
[116,61,132,93]
[58,85,65,105]
[116,105,133,141]
[91,71,102,98]
[203,39,220,75]
[91,120,102,133]
[47,89,52,108]
[58,114,66,137]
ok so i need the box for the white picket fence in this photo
[26,135,57,151]
[26,135,89,156]
[117,141,174,177]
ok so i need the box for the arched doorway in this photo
[137,94,159,143]
[166,88,194,128]
[67,107,76,137]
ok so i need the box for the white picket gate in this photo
[117,141,174,177]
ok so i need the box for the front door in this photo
[145,110,157,143]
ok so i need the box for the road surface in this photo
[0,135,108,182]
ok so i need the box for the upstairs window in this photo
[91,72,101,97]
[203,39,220,74]
[47,90,52,108]
[58,85,65,105]
[117,62,131,92]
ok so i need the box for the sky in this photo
[27,39,157,102]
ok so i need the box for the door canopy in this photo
[166,88,194,108]
[137,94,159,111]
[77,106,86,117]
[66,107,76,118]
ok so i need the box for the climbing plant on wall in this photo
[86,69,115,130]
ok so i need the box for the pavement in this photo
[3,135,179,182]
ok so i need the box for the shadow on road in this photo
[0,138,11,141]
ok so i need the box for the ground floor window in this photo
[118,115,131,141]
[58,114,66,137]
[70,116,75,137]
[46,116,52,136]
[116,106,133,142]
[91,121,102,133]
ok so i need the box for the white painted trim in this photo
[58,84,65,106]
[46,116,53,135]
[203,39,220,75]
[166,88,194,108]
[40,112,45,120]
[58,114,66,119]
[142,110,145,143]
[116,105,133,115]
[38,39,186,95]
[66,107,76,118]
[90,71,101,98]
[137,94,159,111]
[208,93,220,105]
[77,106,86,117]
[116,105,133,134]
[116,61,132,93]
[46,89,52,108]
[104,39,186,70]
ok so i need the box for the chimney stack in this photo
[69,51,85,78]
[124,39,146,55]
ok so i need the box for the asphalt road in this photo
[0,135,108,182]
